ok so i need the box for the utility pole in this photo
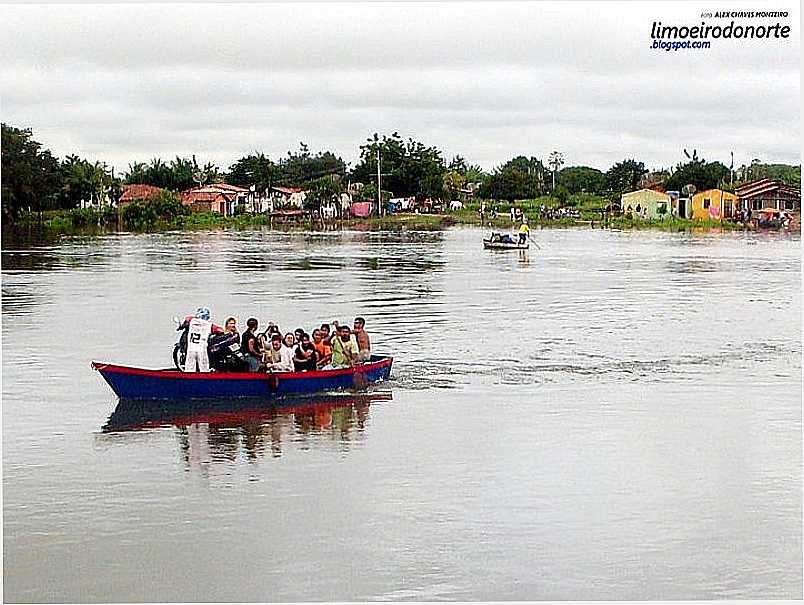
[730,151,734,187]
[376,147,382,217]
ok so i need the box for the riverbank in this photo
[3,203,748,246]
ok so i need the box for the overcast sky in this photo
[0,1,799,174]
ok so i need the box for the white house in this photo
[271,186,307,209]
[79,189,114,209]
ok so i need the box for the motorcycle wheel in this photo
[173,344,185,371]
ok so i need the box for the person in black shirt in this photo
[241,317,263,372]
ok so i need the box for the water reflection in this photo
[1,284,52,316]
[1,238,123,273]
[666,259,719,274]
[221,230,447,275]
[100,392,391,463]
[1,247,61,273]
[2,225,71,253]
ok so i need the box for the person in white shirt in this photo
[184,307,223,373]
[263,333,294,372]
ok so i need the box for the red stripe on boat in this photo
[91,357,393,380]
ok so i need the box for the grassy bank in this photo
[451,197,746,231]
[6,197,746,242]
[7,207,458,237]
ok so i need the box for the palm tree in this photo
[125,161,147,184]
[548,151,564,191]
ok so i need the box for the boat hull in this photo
[92,355,393,400]
[483,239,528,250]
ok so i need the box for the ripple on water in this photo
[1,226,800,602]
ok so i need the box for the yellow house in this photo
[620,189,671,219]
[691,189,739,221]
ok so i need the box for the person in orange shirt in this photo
[312,328,332,368]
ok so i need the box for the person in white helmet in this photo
[184,307,223,372]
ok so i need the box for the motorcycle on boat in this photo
[172,317,248,372]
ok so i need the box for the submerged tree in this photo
[304,174,345,212]
[1,123,62,220]
[59,155,119,209]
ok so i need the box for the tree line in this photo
[2,122,800,221]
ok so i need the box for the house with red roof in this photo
[118,184,165,206]
[735,179,800,212]
[180,183,250,216]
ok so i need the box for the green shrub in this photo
[553,185,570,205]
[67,207,116,227]
[121,191,189,230]
[45,216,72,230]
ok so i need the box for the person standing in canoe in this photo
[518,218,530,244]
[353,317,371,363]
[184,307,223,373]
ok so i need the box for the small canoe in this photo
[483,239,529,250]
[92,355,393,400]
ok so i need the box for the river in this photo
[2,225,801,601]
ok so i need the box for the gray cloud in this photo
[1,2,799,174]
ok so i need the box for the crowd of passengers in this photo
[237,317,371,372]
[182,307,371,373]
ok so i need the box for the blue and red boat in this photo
[92,355,393,400]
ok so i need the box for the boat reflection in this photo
[100,392,392,462]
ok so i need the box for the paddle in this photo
[527,234,542,250]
